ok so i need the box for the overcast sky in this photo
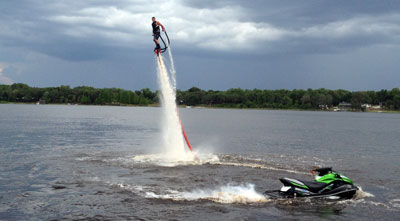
[1,0,399,91]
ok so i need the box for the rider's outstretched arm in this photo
[157,21,165,32]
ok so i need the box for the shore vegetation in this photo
[1,83,400,111]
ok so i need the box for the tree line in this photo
[1,83,400,110]
[0,83,156,105]
[176,87,400,110]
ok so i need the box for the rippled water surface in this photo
[0,104,399,220]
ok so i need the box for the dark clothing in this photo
[152,21,161,40]
[153,32,160,40]
[152,21,160,34]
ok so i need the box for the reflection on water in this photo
[0,104,399,220]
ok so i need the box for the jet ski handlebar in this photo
[311,167,333,176]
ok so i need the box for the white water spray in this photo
[180,184,270,204]
[113,182,269,204]
[156,53,192,161]
[167,45,177,91]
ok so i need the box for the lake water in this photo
[0,104,399,220]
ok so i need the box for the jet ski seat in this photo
[299,180,328,192]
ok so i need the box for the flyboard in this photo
[154,31,170,55]
[155,31,194,152]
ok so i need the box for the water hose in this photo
[178,112,193,151]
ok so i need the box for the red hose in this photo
[157,54,193,152]
[177,110,193,152]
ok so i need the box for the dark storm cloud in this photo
[0,0,399,90]
[183,0,400,23]
[0,0,144,61]
[2,0,400,57]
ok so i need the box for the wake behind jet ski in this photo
[264,167,358,199]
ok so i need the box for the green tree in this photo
[391,88,400,110]
[81,95,90,104]
[301,93,312,108]
[351,92,370,110]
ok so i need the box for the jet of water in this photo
[167,45,177,91]
[156,54,191,161]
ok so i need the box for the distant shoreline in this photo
[2,102,399,114]
[182,105,399,113]
[1,83,400,112]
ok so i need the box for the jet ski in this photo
[264,167,358,199]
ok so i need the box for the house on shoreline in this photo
[36,99,46,105]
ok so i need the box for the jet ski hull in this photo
[264,184,358,199]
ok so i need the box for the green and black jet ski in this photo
[264,167,358,199]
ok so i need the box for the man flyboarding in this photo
[152,17,165,54]
[151,18,196,158]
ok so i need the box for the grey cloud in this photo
[0,0,399,90]
[2,0,400,59]
[0,63,14,85]
[0,0,139,61]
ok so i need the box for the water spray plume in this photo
[156,52,196,161]
[167,45,176,91]
[116,183,269,204]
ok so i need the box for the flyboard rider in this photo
[152,17,165,53]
